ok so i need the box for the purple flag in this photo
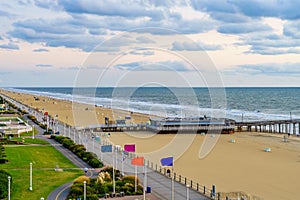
[160,156,173,166]
[124,144,135,152]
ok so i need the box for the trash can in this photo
[146,186,151,193]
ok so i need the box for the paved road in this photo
[22,114,97,200]
[2,94,211,200]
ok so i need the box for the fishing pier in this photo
[236,119,300,135]
[78,118,300,136]
[78,117,236,134]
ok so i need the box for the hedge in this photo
[52,136,103,168]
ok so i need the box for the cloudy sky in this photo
[1,0,300,87]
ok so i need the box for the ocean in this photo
[8,87,300,122]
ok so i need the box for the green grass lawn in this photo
[12,137,50,145]
[18,127,39,137]
[0,145,83,199]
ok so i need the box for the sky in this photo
[1,0,300,87]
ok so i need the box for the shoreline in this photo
[1,89,300,199]
[0,88,152,127]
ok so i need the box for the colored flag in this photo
[160,156,173,166]
[95,136,101,142]
[124,144,135,152]
[101,145,112,152]
[131,157,144,166]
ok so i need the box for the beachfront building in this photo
[0,117,32,137]
[147,117,235,134]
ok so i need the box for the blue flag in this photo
[160,156,173,166]
[101,145,112,152]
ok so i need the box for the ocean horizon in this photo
[5,87,300,122]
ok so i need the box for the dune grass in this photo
[0,145,83,199]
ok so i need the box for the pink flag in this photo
[124,144,135,152]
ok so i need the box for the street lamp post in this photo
[92,136,95,153]
[68,126,71,138]
[186,184,190,200]
[32,125,35,139]
[83,181,86,200]
[29,162,33,191]
[8,176,11,200]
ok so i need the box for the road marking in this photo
[55,183,71,200]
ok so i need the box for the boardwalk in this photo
[96,143,211,200]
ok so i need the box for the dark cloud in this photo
[136,36,155,44]
[129,50,155,56]
[236,33,300,55]
[218,22,272,34]
[226,63,300,76]
[58,0,165,21]
[59,66,80,70]
[283,21,300,39]
[36,64,53,68]
[0,42,19,50]
[33,0,60,10]
[13,18,85,35]
[230,0,300,20]
[190,0,235,14]
[209,12,250,23]
[33,48,49,52]
[245,47,300,55]
[114,60,192,71]
[171,41,222,51]
[191,0,300,20]
[9,25,104,52]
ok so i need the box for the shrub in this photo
[0,170,12,199]
[68,185,83,198]
[86,194,99,200]
[88,158,103,168]
[122,175,139,185]
[74,176,90,184]
[53,136,104,168]
[61,138,74,149]
[103,167,121,180]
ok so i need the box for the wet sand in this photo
[2,89,300,199]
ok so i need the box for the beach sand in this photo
[2,89,300,199]
[0,89,150,126]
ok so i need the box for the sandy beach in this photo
[1,89,300,199]
[0,89,150,126]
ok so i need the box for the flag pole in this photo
[121,150,124,176]
[172,158,174,200]
[143,160,146,200]
[113,147,116,195]
[115,147,118,171]
[100,144,103,161]
[135,164,137,193]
